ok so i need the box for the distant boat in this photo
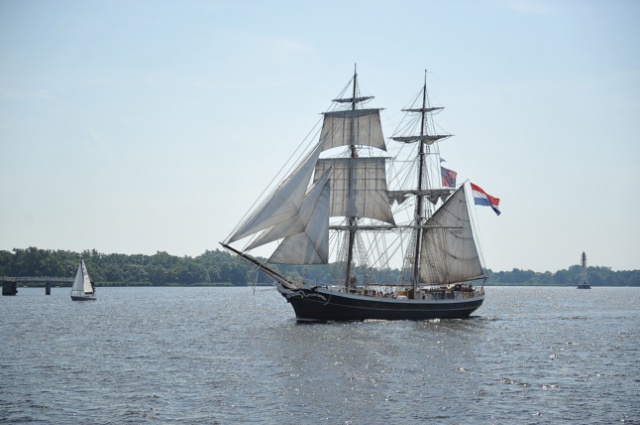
[70,260,96,301]
[222,68,495,322]
[577,252,591,289]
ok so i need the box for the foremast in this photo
[225,65,394,288]
[323,65,396,290]
[341,65,369,289]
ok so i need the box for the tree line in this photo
[1,247,638,287]
[487,266,640,286]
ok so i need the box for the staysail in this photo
[249,169,332,264]
[228,142,325,244]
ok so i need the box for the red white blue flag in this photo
[471,183,501,216]
[441,166,457,187]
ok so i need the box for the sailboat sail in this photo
[228,141,325,244]
[71,260,91,293]
[71,259,95,300]
[419,185,485,284]
[320,109,386,151]
[314,158,394,224]
[256,169,332,264]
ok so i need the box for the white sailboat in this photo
[70,259,96,301]
[223,68,496,321]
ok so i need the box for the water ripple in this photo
[1,286,638,424]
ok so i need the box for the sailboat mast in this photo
[345,65,358,288]
[411,74,429,293]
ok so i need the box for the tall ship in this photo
[223,68,498,321]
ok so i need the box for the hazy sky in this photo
[1,0,638,272]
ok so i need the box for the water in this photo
[1,286,638,424]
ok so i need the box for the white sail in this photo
[419,185,484,284]
[267,171,331,264]
[71,260,92,294]
[228,142,324,243]
[246,169,331,252]
[320,109,387,152]
[314,157,395,224]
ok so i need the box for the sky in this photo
[1,0,639,273]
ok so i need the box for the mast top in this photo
[332,63,374,105]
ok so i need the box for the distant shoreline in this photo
[3,248,637,287]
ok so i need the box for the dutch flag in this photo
[471,183,501,216]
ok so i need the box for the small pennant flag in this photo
[441,166,457,187]
[471,183,501,215]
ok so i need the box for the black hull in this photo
[277,285,484,322]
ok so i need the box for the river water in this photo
[1,286,638,424]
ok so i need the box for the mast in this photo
[390,72,453,291]
[411,72,429,294]
[345,64,358,289]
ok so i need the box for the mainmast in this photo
[411,73,429,294]
[392,71,451,294]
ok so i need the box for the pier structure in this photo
[2,277,75,296]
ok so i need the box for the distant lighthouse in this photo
[577,252,591,289]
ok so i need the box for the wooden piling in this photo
[2,280,18,296]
